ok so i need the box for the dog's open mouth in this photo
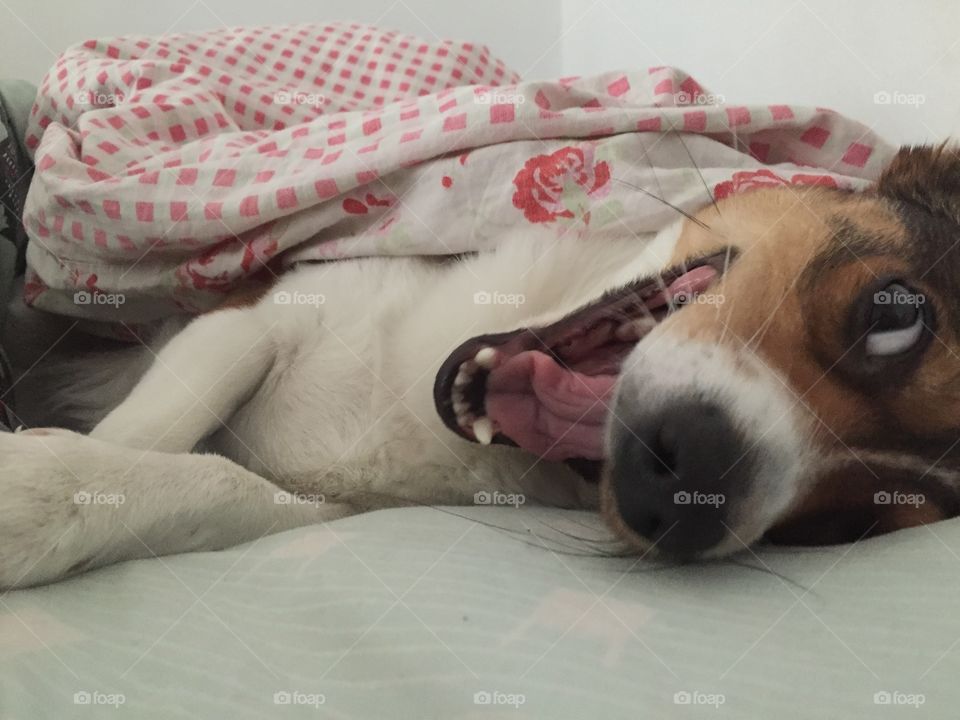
[433,248,736,462]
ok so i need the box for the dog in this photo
[1,143,957,589]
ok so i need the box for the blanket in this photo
[22,22,895,325]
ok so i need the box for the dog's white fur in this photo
[0,221,809,588]
[0,228,680,588]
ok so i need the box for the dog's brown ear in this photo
[876,143,960,224]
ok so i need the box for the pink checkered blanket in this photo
[23,22,894,324]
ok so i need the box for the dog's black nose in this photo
[610,399,752,559]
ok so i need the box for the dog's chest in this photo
[203,258,447,481]
[200,246,602,505]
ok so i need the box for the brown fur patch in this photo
[602,148,960,546]
[212,277,276,311]
[876,143,960,224]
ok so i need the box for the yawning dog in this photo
[1,143,956,588]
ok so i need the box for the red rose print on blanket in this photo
[512,146,611,224]
[176,238,239,293]
[22,271,48,306]
[176,227,280,293]
[713,169,839,200]
[342,193,395,215]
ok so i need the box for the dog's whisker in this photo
[562,515,617,535]
[625,134,706,304]
[717,245,735,347]
[744,223,825,353]
[638,132,667,202]
[334,489,625,557]
[535,519,625,546]
[669,125,723,220]
[611,177,711,231]
[719,557,814,596]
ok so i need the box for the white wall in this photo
[560,0,960,145]
[0,0,564,83]
[1,0,956,145]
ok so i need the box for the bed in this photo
[2,505,954,718]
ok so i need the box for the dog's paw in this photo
[0,431,125,588]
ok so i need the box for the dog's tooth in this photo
[473,416,494,445]
[474,346,499,369]
[453,401,469,414]
[455,360,478,385]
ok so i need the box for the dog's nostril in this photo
[652,441,676,476]
[611,399,751,558]
[651,416,680,476]
[633,510,664,540]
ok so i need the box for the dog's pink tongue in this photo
[485,351,615,461]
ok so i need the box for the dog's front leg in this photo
[0,431,348,589]
[91,307,275,452]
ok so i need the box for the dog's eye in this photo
[865,282,927,357]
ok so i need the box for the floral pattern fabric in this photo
[23,22,895,323]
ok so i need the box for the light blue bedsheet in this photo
[1,506,956,718]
